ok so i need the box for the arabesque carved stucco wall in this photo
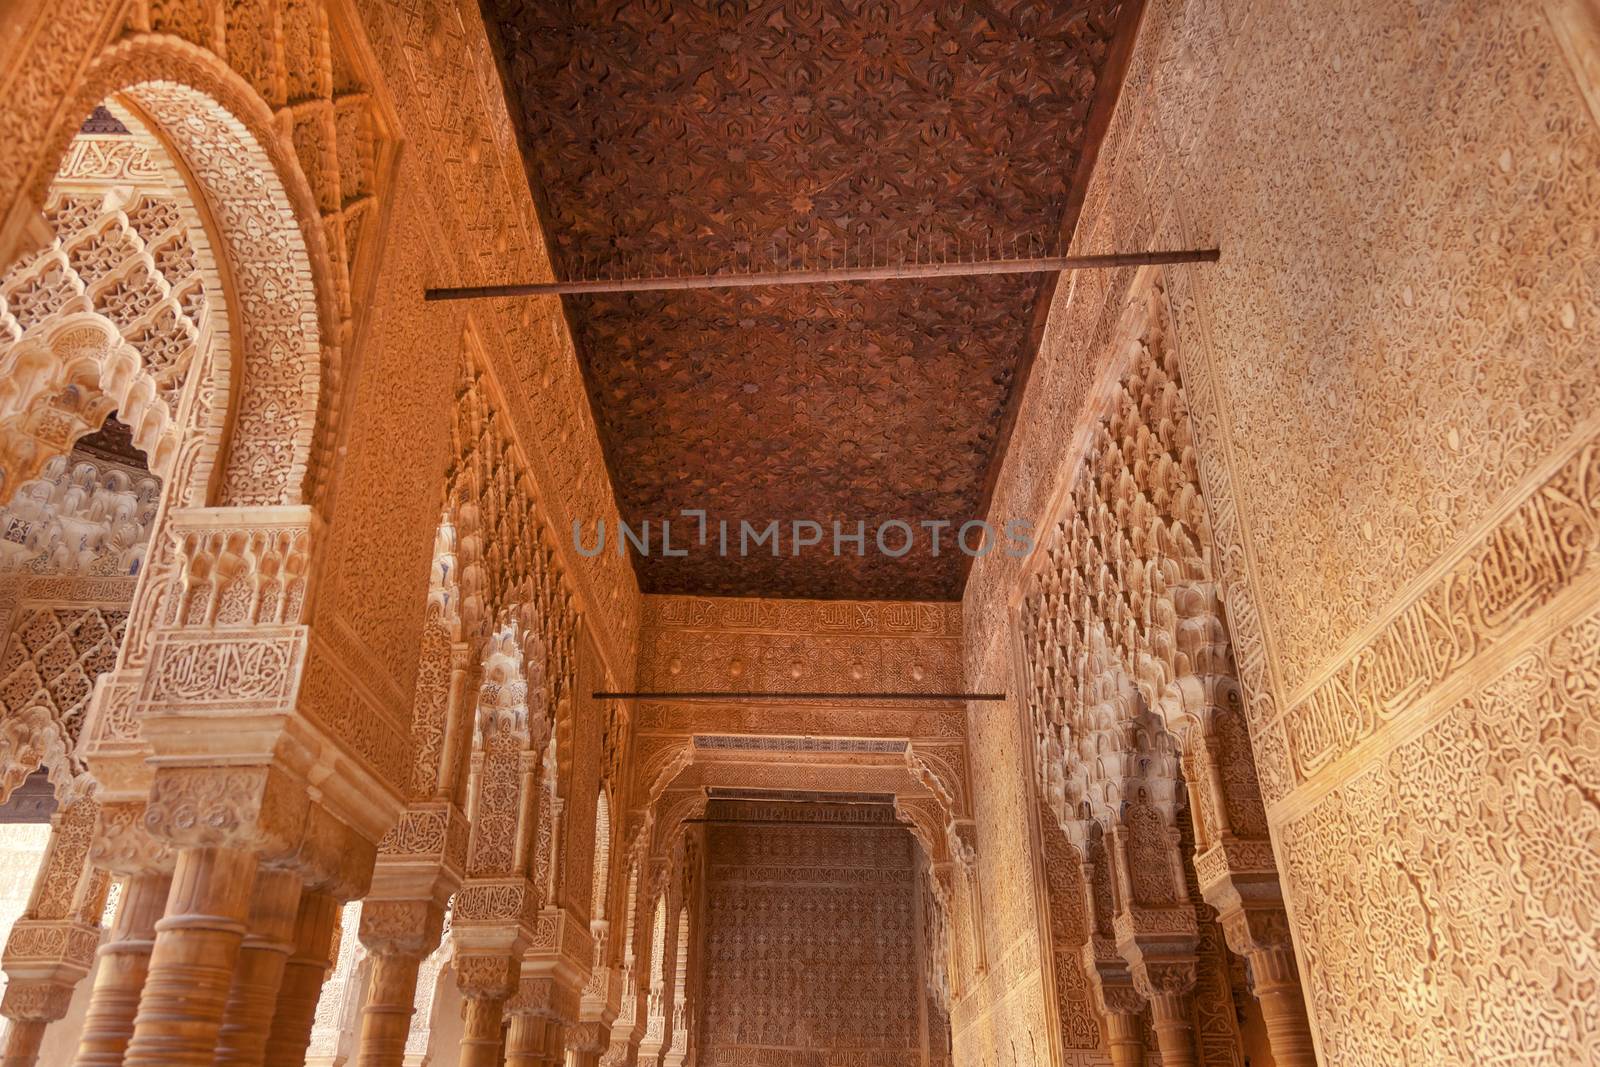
[961,1,1600,1064]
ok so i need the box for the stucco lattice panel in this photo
[701,817,921,1067]
[1164,0,1600,694]
[0,175,208,495]
[641,594,961,696]
[1280,606,1600,1063]
[356,0,639,684]
[0,600,128,796]
[316,162,460,701]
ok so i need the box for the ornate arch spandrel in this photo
[33,35,343,511]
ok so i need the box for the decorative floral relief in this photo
[1281,609,1600,1064]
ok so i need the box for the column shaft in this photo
[0,1021,45,1067]
[543,1020,568,1067]
[460,996,506,1067]
[2,800,104,1067]
[72,871,172,1067]
[505,1014,567,1067]
[263,889,341,1066]
[1249,945,1316,1067]
[356,953,422,1067]
[1146,993,1198,1067]
[123,845,259,1067]
[216,868,303,1067]
[504,1014,542,1067]
[1103,1011,1144,1067]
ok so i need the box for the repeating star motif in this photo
[483,0,1125,598]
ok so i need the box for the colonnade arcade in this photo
[0,15,1000,1064]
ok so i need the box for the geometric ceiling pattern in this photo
[481,0,1131,598]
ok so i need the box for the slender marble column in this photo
[460,995,507,1067]
[1146,993,1199,1067]
[1211,896,1317,1067]
[356,953,422,1067]
[2,800,106,1067]
[215,868,303,1066]
[262,889,341,1066]
[0,1017,48,1067]
[541,1019,570,1067]
[455,954,518,1067]
[123,845,259,1067]
[1248,944,1316,1067]
[565,1020,609,1067]
[1103,1011,1145,1067]
[72,871,173,1067]
[352,896,448,1067]
[503,1013,546,1067]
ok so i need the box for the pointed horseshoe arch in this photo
[26,34,342,509]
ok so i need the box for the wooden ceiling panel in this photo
[480,0,1130,598]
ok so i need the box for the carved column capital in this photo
[140,765,375,896]
[507,972,582,1025]
[456,954,520,1002]
[566,1019,609,1055]
[357,897,447,958]
[1082,938,1145,1017]
[90,801,174,876]
[141,766,301,852]
[1113,905,1199,1003]
[1243,940,1303,990]
[1129,955,1199,1002]
[1216,900,1295,960]
[0,978,75,1023]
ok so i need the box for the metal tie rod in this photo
[592,691,1005,701]
[424,248,1220,301]
[683,818,915,829]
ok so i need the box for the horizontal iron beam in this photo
[424,248,1220,300]
[592,691,1004,701]
[683,818,914,829]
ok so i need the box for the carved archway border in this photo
[30,34,338,511]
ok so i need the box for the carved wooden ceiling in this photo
[481,0,1135,599]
